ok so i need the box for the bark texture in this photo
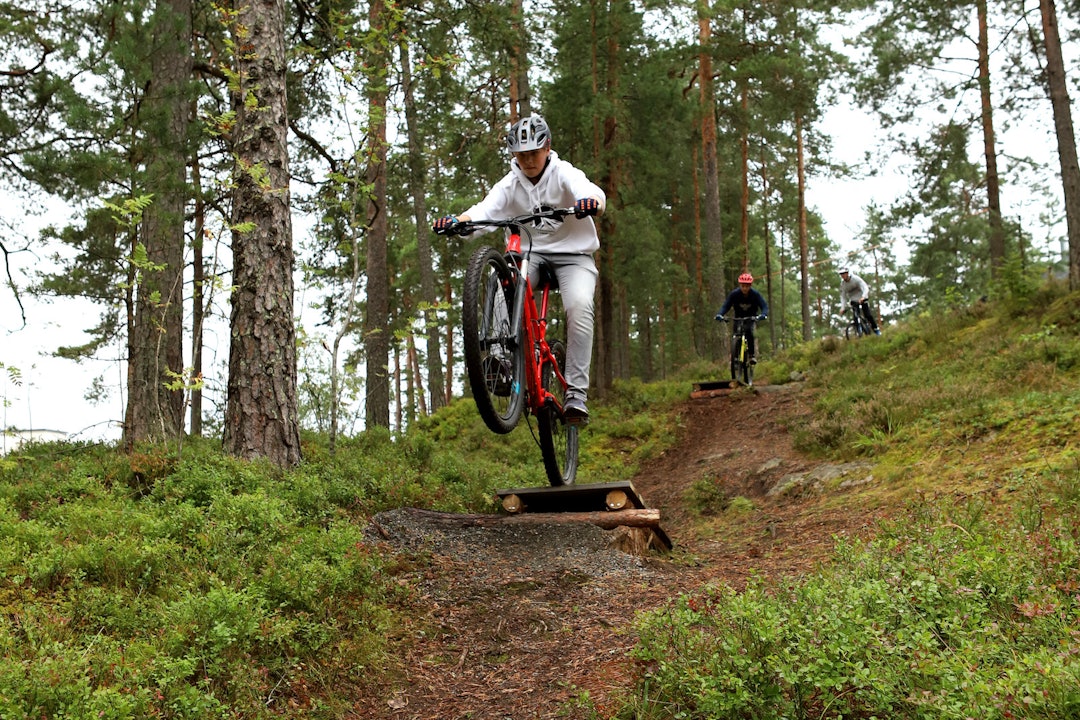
[1040,0,1080,289]
[224,0,301,466]
[124,0,191,448]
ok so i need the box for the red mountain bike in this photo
[437,207,580,486]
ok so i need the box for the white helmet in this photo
[838,267,850,275]
[506,115,551,153]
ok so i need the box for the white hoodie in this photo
[463,150,606,255]
[840,273,871,304]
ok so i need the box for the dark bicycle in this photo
[844,302,873,340]
[438,207,580,486]
[719,316,758,386]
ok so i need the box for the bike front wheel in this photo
[537,340,579,486]
[730,335,753,386]
[730,336,743,383]
[462,247,525,434]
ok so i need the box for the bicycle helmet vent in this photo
[738,272,754,284]
[507,115,551,153]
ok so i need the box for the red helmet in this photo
[738,272,754,284]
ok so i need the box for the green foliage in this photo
[0,440,392,718]
[4,288,1080,716]
[0,378,697,715]
[789,286,1080,469]
[626,495,1080,719]
[685,473,730,516]
[616,288,1080,720]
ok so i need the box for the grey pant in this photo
[528,253,597,401]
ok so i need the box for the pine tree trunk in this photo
[124,0,191,449]
[760,150,776,350]
[977,0,1006,276]
[190,154,205,437]
[739,80,750,269]
[364,0,391,429]
[1039,0,1080,290]
[509,0,532,118]
[796,114,812,342]
[223,0,301,467]
[699,8,725,357]
[444,274,454,406]
[399,42,445,413]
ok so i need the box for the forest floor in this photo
[354,381,891,719]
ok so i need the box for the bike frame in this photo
[731,317,755,358]
[720,316,756,385]
[505,227,568,417]
[849,302,871,337]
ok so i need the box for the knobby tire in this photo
[537,340,579,486]
[729,329,753,386]
[462,247,525,434]
[730,335,744,385]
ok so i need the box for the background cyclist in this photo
[838,267,881,335]
[714,272,769,364]
[433,114,606,422]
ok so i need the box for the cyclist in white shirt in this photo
[838,268,881,335]
[434,114,606,421]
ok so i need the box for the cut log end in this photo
[501,494,523,514]
[605,489,629,510]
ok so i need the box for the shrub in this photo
[624,496,1080,720]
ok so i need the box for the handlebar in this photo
[434,207,576,236]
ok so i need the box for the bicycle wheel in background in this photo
[537,340,579,486]
[462,247,525,434]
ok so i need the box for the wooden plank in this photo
[692,380,735,392]
[495,480,647,515]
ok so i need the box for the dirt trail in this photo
[356,383,885,719]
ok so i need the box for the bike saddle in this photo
[536,261,559,290]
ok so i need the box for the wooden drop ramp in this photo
[495,480,672,551]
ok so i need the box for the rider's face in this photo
[514,145,551,179]
[739,282,752,293]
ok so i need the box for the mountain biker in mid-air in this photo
[838,267,881,335]
[714,272,769,364]
[432,114,605,422]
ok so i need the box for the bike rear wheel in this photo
[537,340,579,486]
[462,247,525,434]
